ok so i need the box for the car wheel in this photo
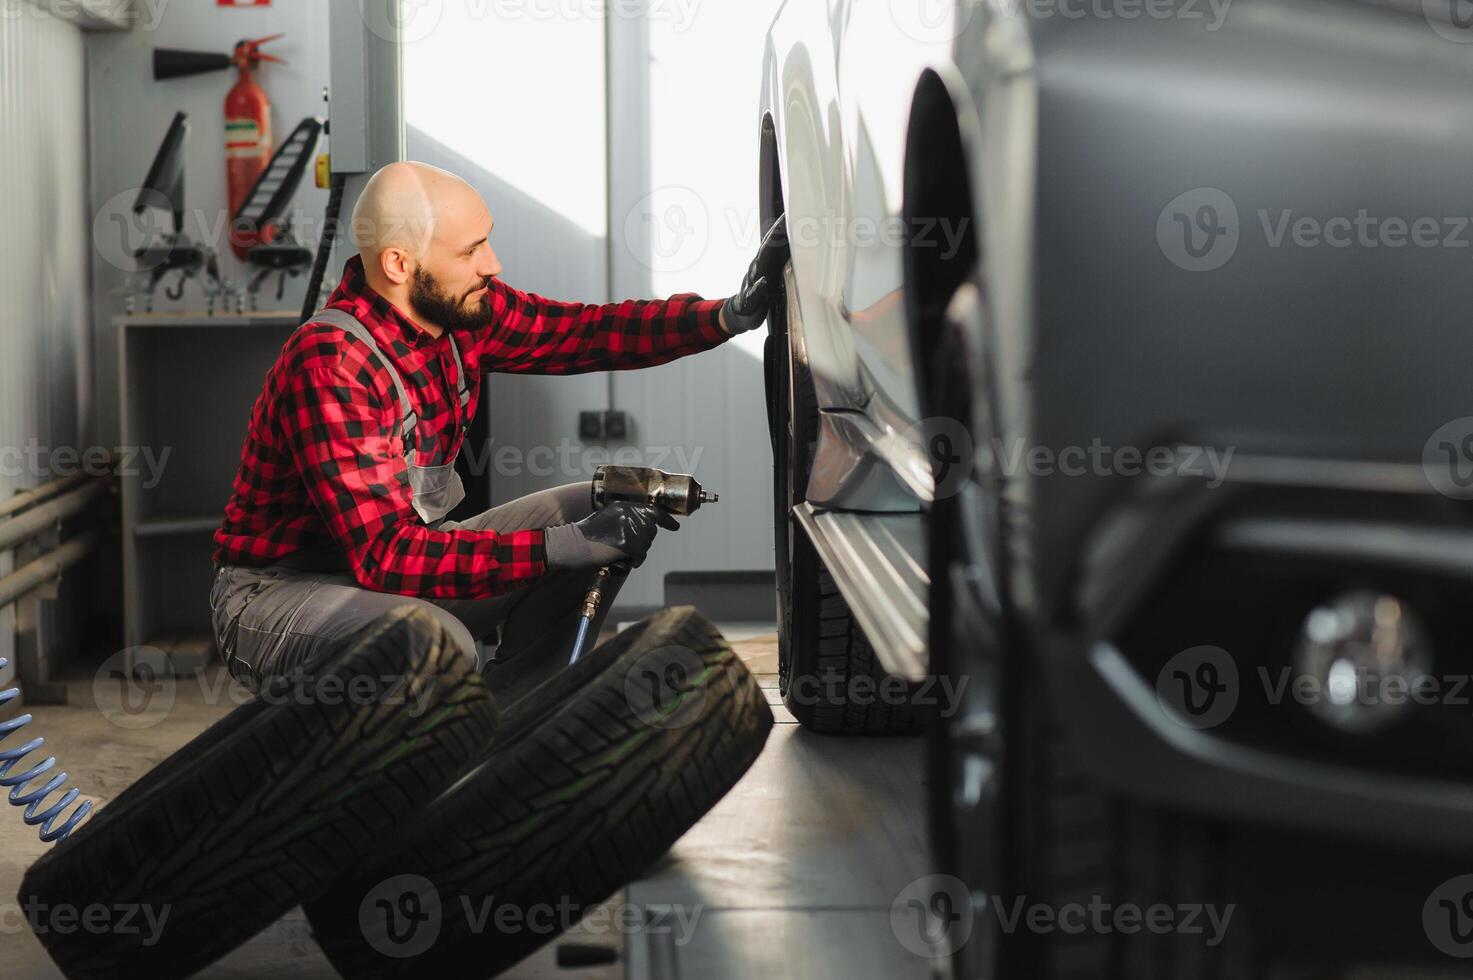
[927,282,1262,978]
[927,280,1007,978]
[764,259,925,735]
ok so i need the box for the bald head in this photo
[352,161,474,263]
[349,161,502,334]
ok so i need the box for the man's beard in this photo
[409,266,496,332]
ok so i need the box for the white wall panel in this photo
[85,2,332,448]
[0,5,92,679]
[406,0,782,610]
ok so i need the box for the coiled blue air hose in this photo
[0,657,92,843]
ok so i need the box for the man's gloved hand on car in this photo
[721,214,790,335]
[544,501,680,570]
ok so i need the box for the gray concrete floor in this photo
[0,627,933,979]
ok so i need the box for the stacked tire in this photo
[21,607,499,980]
[21,604,772,980]
[304,605,773,978]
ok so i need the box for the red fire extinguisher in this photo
[224,36,284,252]
[153,35,286,259]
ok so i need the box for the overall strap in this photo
[305,308,418,454]
[446,333,472,423]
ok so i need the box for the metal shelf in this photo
[133,515,221,538]
[118,313,298,655]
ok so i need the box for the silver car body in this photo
[760,0,1028,679]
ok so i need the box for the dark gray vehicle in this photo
[762,0,1473,975]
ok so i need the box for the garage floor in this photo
[0,624,932,979]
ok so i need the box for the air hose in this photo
[0,657,92,843]
[300,170,348,324]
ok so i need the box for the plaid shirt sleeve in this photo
[466,280,731,373]
[278,356,546,599]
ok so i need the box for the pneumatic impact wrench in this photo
[566,464,719,665]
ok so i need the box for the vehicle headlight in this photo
[1291,591,1433,734]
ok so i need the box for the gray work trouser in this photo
[208,483,622,708]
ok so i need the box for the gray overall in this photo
[209,309,625,708]
[314,308,469,525]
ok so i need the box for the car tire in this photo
[19,607,500,980]
[765,258,926,735]
[926,284,1261,978]
[302,605,774,978]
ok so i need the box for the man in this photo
[210,162,784,703]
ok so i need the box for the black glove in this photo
[721,214,790,335]
[544,501,679,570]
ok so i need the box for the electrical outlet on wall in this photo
[579,410,632,441]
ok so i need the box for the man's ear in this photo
[380,246,413,287]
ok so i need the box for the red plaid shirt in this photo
[213,256,729,599]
